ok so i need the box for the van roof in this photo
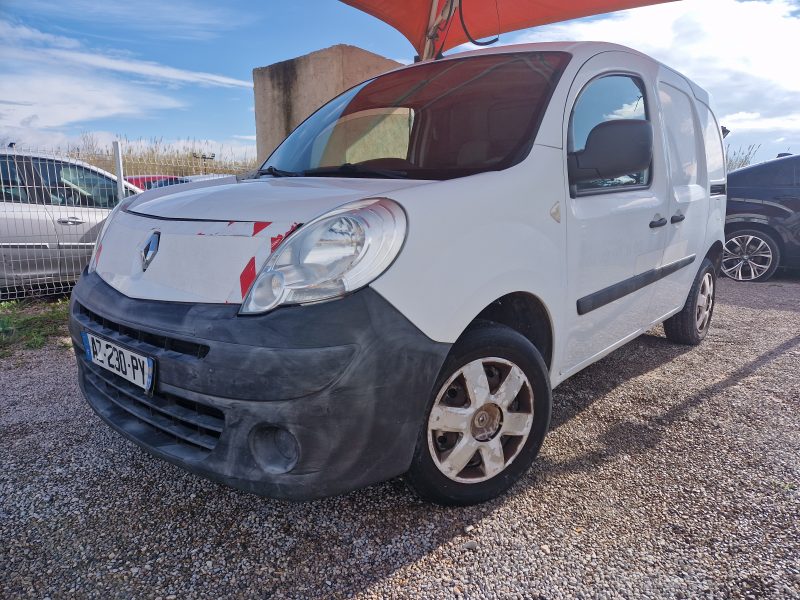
[394,41,711,106]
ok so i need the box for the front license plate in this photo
[81,331,154,392]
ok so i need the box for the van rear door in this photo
[649,71,718,319]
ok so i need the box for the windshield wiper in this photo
[256,165,301,177]
[302,163,409,179]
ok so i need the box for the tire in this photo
[405,322,552,505]
[721,229,781,282]
[664,258,717,346]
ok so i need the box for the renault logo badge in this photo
[141,232,160,271]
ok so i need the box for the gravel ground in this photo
[2,272,799,599]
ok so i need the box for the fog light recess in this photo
[250,425,300,474]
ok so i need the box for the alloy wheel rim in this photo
[427,357,534,484]
[696,272,714,333]
[722,235,772,281]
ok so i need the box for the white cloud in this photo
[0,20,80,48]
[494,0,800,160]
[0,19,251,141]
[605,99,645,121]
[0,21,251,89]
[232,135,257,141]
[0,71,183,129]
[721,112,800,133]
[3,0,243,40]
[31,48,250,88]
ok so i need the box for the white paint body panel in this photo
[130,177,428,222]
[99,177,428,303]
[95,42,725,388]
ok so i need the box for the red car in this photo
[125,175,189,190]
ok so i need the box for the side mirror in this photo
[568,119,653,185]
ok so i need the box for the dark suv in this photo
[724,154,800,281]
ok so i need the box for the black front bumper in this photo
[69,272,450,500]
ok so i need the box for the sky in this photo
[0,0,798,163]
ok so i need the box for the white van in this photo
[69,42,726,505]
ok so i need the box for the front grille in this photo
[81,356,224,458]
[77,303,209,358]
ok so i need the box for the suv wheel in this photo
[405,322,552,505]
[722,229,781,282]
[664,258,717,346]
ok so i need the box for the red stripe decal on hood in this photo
[270,222,301,252]
[239,257,257,298]
[252,221,272,236]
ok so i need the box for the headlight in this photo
[88,197,135,273]
[240,198,406,314]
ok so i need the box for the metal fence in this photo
[1,142,257,300]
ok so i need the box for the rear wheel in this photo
[664,258,717,346]
[406,323,551,505]
[722,229,781,282]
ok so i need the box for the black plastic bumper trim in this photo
[70,272,451,500]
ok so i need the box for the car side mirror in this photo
[568,119,653,185]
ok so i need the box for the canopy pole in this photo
[421,0,460,60]
[421,0,439,60]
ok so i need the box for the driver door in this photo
[561,52,670,376]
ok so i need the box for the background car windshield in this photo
[264,52,570,180]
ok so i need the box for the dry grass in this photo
[67,133,258,178]
[726,143,761,172]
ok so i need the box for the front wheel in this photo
[405,323,552,505]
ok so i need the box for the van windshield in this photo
[261,52,570,181]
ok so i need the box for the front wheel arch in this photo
[471,292,554,370]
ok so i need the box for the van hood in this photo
[96,176,428,304]
[129,176,427,222]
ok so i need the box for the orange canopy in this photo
[340,0,676,59]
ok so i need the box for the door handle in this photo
[57,217,84,225]
[671,213,686,224]
[649,216,667,228]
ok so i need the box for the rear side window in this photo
[31,158,121,208]
[697,103,725,184]
[658,83,701,187]
[0,156,31,204]
[570,75,650,192]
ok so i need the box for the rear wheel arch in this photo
[705,240,724,273]
[468,292,554,370]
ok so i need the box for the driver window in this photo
[31,159,121,209]
[570,75,650,192]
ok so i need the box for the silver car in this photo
[0,150,141,291]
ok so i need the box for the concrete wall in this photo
[253,45,402,162]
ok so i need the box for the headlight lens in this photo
[88,197,135,273]
[240,198,406,314]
